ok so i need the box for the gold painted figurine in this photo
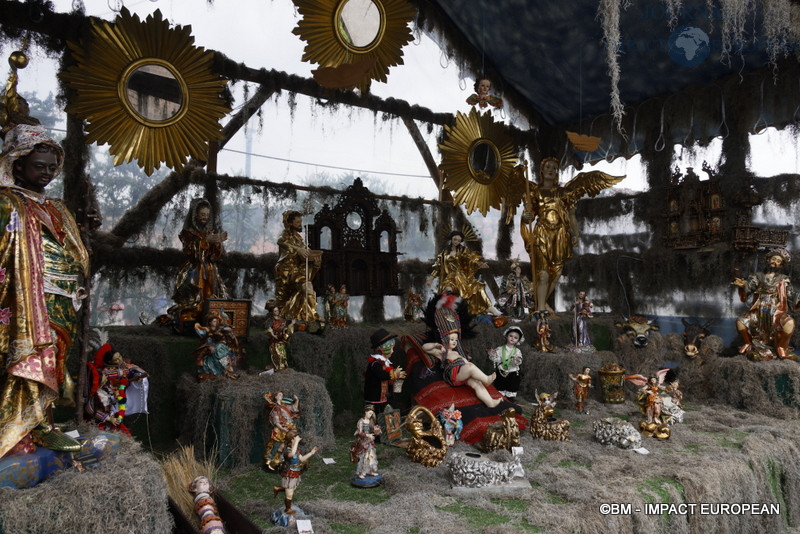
[477,408,521,452]
[427,230,502,316]
[529,392,570,441]
[625,370,672,440]
[264,302,295,372]
[274,210,322,321]
[568,367,593,414]
[405,406,447,467]
[507,159,624,314]
[732,248,799,361]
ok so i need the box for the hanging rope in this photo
[713,84,729,139]
[752,78,769,135]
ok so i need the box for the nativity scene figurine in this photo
[505,158,624,314]
[275,210,322,322]
[732,247,799,361]
[162,198,229,332]
[0,122,90,457]
[427,229,502,317]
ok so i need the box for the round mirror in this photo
[338,0,382,49]
[124,63,184,123]
[346,211,363,230]
[469,140,499,183]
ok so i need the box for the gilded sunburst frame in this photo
[60,8,229,175]
[438,108,518,216]
[292,0,416,92]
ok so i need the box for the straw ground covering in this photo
[0,435,173,534]
[218,399,800,534]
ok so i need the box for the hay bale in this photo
[0,436,172,534]
[176,370,334,468]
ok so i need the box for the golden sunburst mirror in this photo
[292,0,417,92]
[60,8,230,175]
[438,108,518,216]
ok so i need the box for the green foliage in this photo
[436,501,507,528]
[557,460,592,470]
[636,476,685,504]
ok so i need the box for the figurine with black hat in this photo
[364,328,407,414]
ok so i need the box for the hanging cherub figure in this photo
[466,77,503,109]
[505,159,624,314]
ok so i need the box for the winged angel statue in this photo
[504,158,624,314]
[438,111,623,314]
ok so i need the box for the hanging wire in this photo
[560,138,571,169]
[751,78,769,134]
[616,255,644,319]
[654,96,674,152]
[682,98,695,148]
[585,114,604,163]
[107,0,123,13]
[439,49,450,69]
[628,103,640,156]
[458,78,467,91]
[794,76,800,123]
[713,84,729,139]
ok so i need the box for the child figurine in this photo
[533,311,553,352]
[438,403,463,446]
[487,326,524,400]
[568,367,593,414]
[272,430,318,520]
[189,476,227,534]
[349,405,382,488]
[466,77,503,109]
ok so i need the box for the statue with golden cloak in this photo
[274,210,322,321]
[506,158,624,313]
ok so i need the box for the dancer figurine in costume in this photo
[263,391,300,471]
[350,405,382,485]
[166,198,228,331]
[265,302,295,372]
[466,77,503,109]
[274,210,322,321]
[427,230,502,316]
[506,159,624,313]
[487,326,524,400]
[0,119,90,457]
[568,367,593,414]
[364,328,406,413]
[273,430,318,515]
[732,248,800,361]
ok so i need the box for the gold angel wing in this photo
[562,171,625,204]
[503,162,529,224]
